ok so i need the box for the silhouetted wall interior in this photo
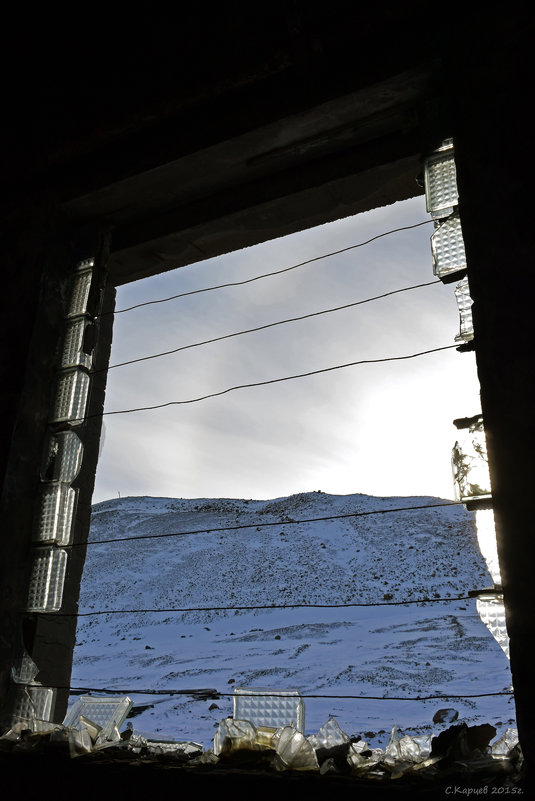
[1,5,532,794]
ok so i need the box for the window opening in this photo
[59,190,513,759]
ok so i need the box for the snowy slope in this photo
[70,492,515,749]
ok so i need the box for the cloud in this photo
[92,196,480,504]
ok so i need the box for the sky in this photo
[92,194,482,503]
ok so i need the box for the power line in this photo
[102,220,434,317]
[80,344,459,422]
[64,686,513,701]
[71,500,462,548]
[50,594,474,618]
[95,279,441,375]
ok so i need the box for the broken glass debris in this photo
[476,592,510,659]
[452,416,492,507]
[307,716,350,750]
[213,718,258,756]
[491,728,519,757]
[62,695,133,744]
[274,726,319,771]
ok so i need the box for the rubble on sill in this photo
[1,713,523,791]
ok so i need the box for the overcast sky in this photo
[92,194,481,504]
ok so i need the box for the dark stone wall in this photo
[0,219,113,724]
[0,205,74,719]
[449,12,534,776]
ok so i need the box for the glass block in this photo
[233,687,304,732]
[213,717,257,756]
[424,143,458,219]
[27,548,68,612]
[11,651,39,684]
[476,593,510,659]
[50,369,90,425]
[275,726,318,770]
[63,695,133,742]
[61,317,93,369]
[68,268,93,318]
[452,416,492,505]
[12,685,56,731]
[41,430,83,483]
[431,212,467,279]
[454,276,474,343]
[34,483,76,545]
[491,728,519,756]
[76,258,95,271]
[308,716,350,749]
[434,137,454,152]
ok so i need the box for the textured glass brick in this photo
[454,276,474,343]
[12,686,56,731]
[27,548,67,612]
[431,212,467,278]
[424,142,458,219]
[11,652,39,685]
[63,695,133,741]
[61,317,93,369]
[34,483,76,545]
[68,268,93,317]
[50,369,90,425]
[476,593,510,659]
[308,716,350,749]
[233,687,304,731]
[41,430,83,483]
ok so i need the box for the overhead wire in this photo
[69,500,462,548]
[94,279,441,375]
[51,594,475,618]
[101,220,434,317]
[63,686,513,701]
[79,344,459,422]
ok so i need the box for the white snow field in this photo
[70,492,515,749]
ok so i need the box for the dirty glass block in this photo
[384,725,432,763]
[491,728,519,756]
[68,268,93,318]
[213,717,257,756]
[431,212,467,279]
[26,548,68,612]
[11,651,39,684]
[233,687,304,732]
[424,141,458,219]
[12,685,56,731]
[308,717,350,749]
[452,417,492,505]
[41,430,83,483]
[50,369,90,425]
[476,593,510,659]
[61,317,93,369]
[454,276,474,343]
[275,726,319,770]
[34,483,76,545]
[63,695,133,742]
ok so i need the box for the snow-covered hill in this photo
[70,492,515,749]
